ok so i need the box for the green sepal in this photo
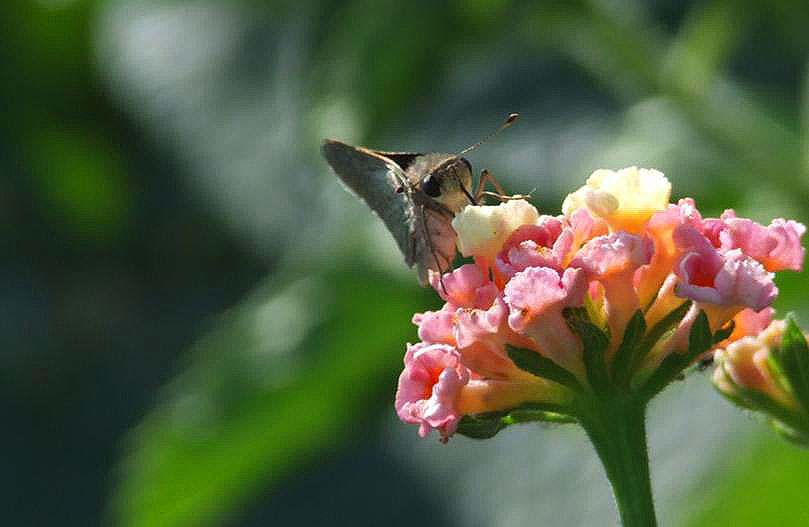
[610,310,646,382]
[563,306,610,393]
[772,420,809,447]
[723,384,809,446]
[638,309,711,400]
[456,402,575,439]
[778,315,809,414]
[506,345,583,391]
[687,309,712,357]
[456,413,509,439]
[712,381,759,412]
[712,320,735,344]
[507,402,577,424]
[619,301,692,387]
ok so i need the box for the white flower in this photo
[452,200,539,261]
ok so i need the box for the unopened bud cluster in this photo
[713,316,809,445]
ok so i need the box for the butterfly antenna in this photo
[455,113,519,157]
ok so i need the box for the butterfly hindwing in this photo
[412,195,457,285]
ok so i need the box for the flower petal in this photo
[503,266,588,374]
[429,263,498,309]
[563,167,671,233]
[395,343,469,441]
[452,200,540,264]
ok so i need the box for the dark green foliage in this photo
[457,402,575,439]
[611,310,647,382]
[506,345,582,391]
[712,321,735,344]
[563,307,610,393]
[777,316,809,416]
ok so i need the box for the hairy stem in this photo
[577,398,657,527]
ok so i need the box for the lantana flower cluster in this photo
[396,167,805,441]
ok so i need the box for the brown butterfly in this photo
[321,113,518,286]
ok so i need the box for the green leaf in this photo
[507,402,576,424]
[712,320,735,344]
[456,413,510,439]
[506,345,582,391]
[456,401,577,439]
[520,411,577,424]
[638,352,687,402]
[563,307,610,393]
[622,300,692,386]
[687,310,712,359]
[686,433,809,527]
[778,315,809,414]
[638,309,711,400]
[647,301,692,344]
[112,268,428,527]
[734,386,809,444]
[611,310,647,381]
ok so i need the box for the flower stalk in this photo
[576,397,656,527]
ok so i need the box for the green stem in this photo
[577,398,657,527]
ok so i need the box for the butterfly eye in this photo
[421,174,441,197]
[461,158,472,173]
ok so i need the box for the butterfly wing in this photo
[412,196,457,285]
[321,140,418,268]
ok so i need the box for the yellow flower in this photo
[562,167,671,234]
[452,199,539,263]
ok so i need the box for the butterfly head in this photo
[419,156,475,213]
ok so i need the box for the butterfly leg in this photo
[475,169,533,203]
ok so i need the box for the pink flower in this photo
[494,218,574,286]
[428,263,499,309]
[503,267,588,375]
[395,343,470,442]
[673,225,777,326]
[454,297,509,350]
[452,296,539,379]
[395,341,572,442]
[702,212,805,272]
[762,219,805,271]
[412,308,456,346]
[568,207,609,252]
[569,233,652,351]
[716,307,775,348]
[636,199,703,307]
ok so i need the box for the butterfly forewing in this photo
[321,140,418,268]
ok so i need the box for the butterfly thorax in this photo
[404,153,474,214]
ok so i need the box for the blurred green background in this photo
[4,0,809,525]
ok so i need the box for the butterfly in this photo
[321,113,519,286]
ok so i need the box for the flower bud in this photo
[713,317,809,446]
